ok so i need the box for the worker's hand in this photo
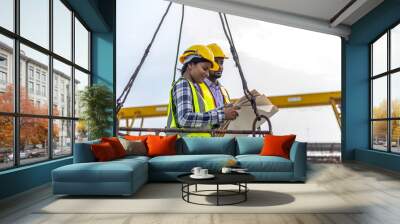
[224,107,239,120]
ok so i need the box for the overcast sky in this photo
[116,0,342,143]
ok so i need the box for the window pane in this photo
[20,0,49,49]
[74,69,89,118]
[0,116,13,170]
[392,120,400,153]
[20,44,49,115]
[20,117,49,165]
[372,121,388,151]
[391,24,400,70]
[372,77,387,119]
[392,72,400,118]
[0,35,14,112]
[53,59,72,117]
[75,120,88,143]
[53,119,72,158]
[0,0,14,31]
[75,18,89,70]
[372,33,387,76]
[53,0,72,60]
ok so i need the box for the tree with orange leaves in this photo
[0,84,59,151]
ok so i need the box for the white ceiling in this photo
[167,0,384,38]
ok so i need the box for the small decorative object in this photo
[225,159,239,168]
[221,167,232,173]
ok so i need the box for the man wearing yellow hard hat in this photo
[166,44,238,137]
[196,43,231,114]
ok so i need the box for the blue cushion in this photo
[177,137,236,155]
[73,140,100,163]
[236,155,293,172]
[235,137,264,155]
[149,154,235,172]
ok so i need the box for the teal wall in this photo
[0,0,116,200]
[0,158,72,199]
[343,0,400,171]
[92,32,115,135]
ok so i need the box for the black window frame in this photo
[0,0,92,171]
[370,20,400,154]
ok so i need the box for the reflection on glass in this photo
[74,69,89,118]
[75,120,88,143]
[0,35,14,112]
[0,0,14,31]
[390,120,400,153]
[53,0,72,60]
[75,18,89,70]
[20,44,49,115]
[392,120,400,153]
[372,77,387,119]
[392,72,400,118]
[53,119,72,158]
[372,121,388,151]
[0,116,13,170]
[391,24,400,70]
[20,117,49,165]
[53,59,72,117]
[20,0,49,49]
[372,33,387,76]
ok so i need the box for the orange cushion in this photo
[146,135,177,157]
[101,137,127,158]
[124,135,149,143]
[259,134,296,159]
[91,142,118,161]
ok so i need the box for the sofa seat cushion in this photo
[53,159,147,183]
[149,154,235,172]
[236,155,293,172]
[177,137,236,155]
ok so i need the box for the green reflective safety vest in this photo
[166,78,212,137]
[198,82,231,111]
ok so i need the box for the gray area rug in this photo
[38,183,361,214]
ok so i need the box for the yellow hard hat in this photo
[207,43,228,59]
[179,45,219,71]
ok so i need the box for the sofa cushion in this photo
[52,159,147,183]
[91,142,118,161]
[119,138,148,156]
[177,137,236,155]
[101,137,127,158]
[148,154,235,172]
[260,134,296,159]
[147,135,177,157]
[236,155,293,172]
[235,137,263,155]
[73,140,100,163]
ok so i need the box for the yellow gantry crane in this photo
[118,91,341,134]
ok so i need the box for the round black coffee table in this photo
[177,173,255,206]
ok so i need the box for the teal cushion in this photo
[149,154,235,172]
[73,139,101,163]
[177,137,236,155]
[52,159,147,183]
[236,155,293,172]
[235,137,264,155]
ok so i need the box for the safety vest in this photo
[166,78,212,137]
[198,82,231,110]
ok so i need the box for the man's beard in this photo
[210,72,222,79]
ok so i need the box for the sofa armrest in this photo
[289,141,307,181]
[73,140,100,163]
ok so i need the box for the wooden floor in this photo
[1,162,400,224]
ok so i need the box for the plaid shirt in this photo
[172,79,225,128]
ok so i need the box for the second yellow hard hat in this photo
[207,43,228,59]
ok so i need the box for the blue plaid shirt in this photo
[172,79,225,128]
